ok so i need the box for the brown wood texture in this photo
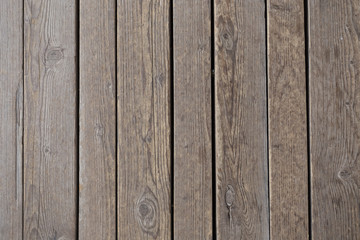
[117,0,171,239]
[215,0,269,239]
[309,0,360,239]
[23,0,77,239]
[79,0,116,239]
[3,1,360,238]
[0,0,23,238]
[268,0,308,239]
[173,1,213,239]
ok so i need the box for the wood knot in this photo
[218,17,236,51]
[225,185,235,207]
[220,30,233,50]
[135,187,159,237]
[44,146,51,154]
[142,134,152,143]
[44,47,64,67]
[94,123,104,137]
[42,145,55,156]
[225,185,235,227]
[338,169,352,180]
[155,73,164,87]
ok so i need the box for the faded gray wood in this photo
[79,0,116,239]
[0,0,23,238]
[23,0,77,239]
[215,0,269,239]
[173,0,212,239]
[309,0,360,239]
[117,0,171,239]
[268,0,309,239]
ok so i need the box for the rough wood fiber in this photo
[23,0,77,239]
[0,0,23,239]
[173,1,212,239]
[215,0,269,239]
[309,0,360,239]
[79,0,116,239]
[117,0,171,239]
[268,0,308,239]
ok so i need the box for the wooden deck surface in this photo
[1,0,360,239]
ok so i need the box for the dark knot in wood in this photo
[225,185,235,227]
[225,185,235,207]
[44,46,64,67]
[220,30,234,50]
[338,168,352,180]
[218,17,236,51]
[135,186,159,237]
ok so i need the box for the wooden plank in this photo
[267,0,309,239]
[79,0,116,239]
[0,0,23,238]
[215,0,268,239]
[23,0,77,239]
[173,1,212,239]
[309,0,360,238]
[117,0,171,239]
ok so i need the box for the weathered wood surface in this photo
[117,0,171,239]
[173,1,212,239]
[0,0,23,239]
[23,0,77,239]
[79,0,116,239]
[309,0,360,239]
[3,1,360,238]
[215,0,269,239]
[268,0,308,239]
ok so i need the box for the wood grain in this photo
[117,0,171,239]
[215,0,269,239]
[309,0,360,239]
[23,0,77,239]
[0,0,23,238]
[268,0,308,239]
[173,1,212,239]
[79,0,116,239]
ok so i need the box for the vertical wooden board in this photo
[117,0,171,239]
[23,0,77,239]
[0,0,23,239]
[268,0,308,239]
[309,0,360,238]
[79,0,116,239]
[173,1,212,239]
[215,0,268,239]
